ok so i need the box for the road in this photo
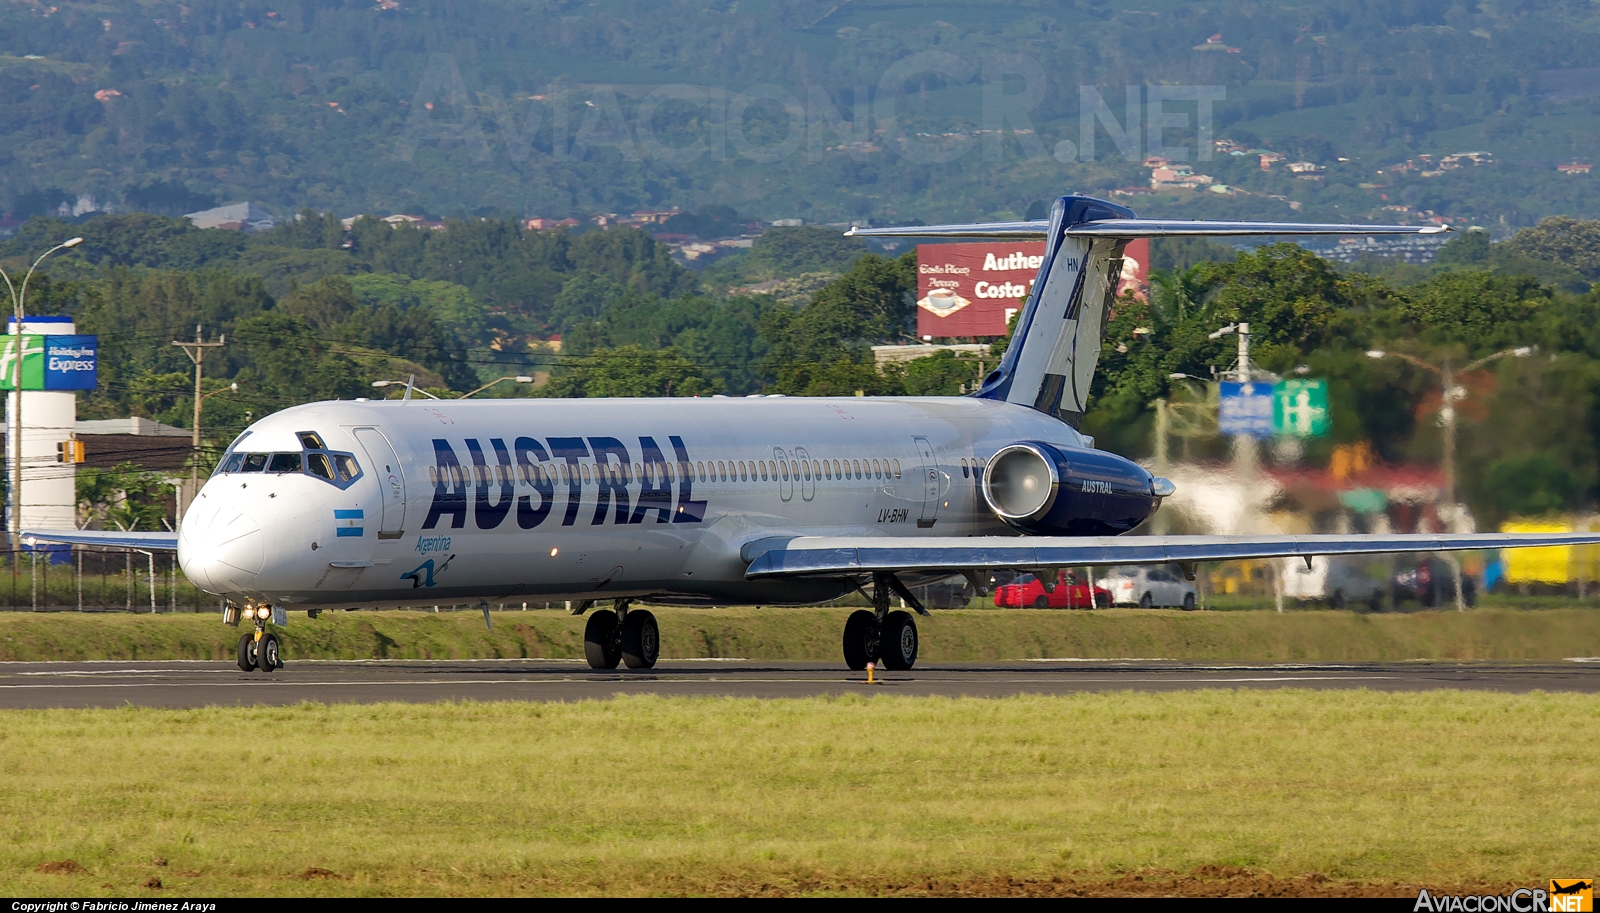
[0,658,1597,708]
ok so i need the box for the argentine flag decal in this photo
[334,509,364,537]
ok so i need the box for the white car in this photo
[1100,565,1199,610]
[1280,555,1385,611]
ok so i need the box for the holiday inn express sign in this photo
[0,335,99,390]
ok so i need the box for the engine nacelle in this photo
[982,441,1160,536]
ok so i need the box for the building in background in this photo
[2,316,98,540]
[183,202,276,233]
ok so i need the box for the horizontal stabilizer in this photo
[845,219,1448,240]
[745,532,1600,579]
[20,529,178,551]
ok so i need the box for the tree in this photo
[760,251,916,393]
[539,345,719,398]
[1501,217,1600,279]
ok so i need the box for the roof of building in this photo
[76,418,191,438]
[184,202,276,232]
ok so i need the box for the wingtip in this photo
[1420,225,1453,234]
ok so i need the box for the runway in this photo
[0,658,1597,708]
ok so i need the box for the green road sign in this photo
[0,336,45,391]
[1273,379,1331,438]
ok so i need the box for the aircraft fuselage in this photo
[177,395,1129,608]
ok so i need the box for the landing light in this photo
[549,548,558,557]
[256,606,271,620]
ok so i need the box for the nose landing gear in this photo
[230,603,281,673]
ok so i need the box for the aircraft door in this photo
[914,436,940,526]
[795,446,815,501]
[354,427,407,539]
[773,446,793,501]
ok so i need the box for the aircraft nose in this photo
[178,500,264,594]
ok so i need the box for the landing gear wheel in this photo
[1139,592,1154,608]
[621,610,660,669]
[1329,589,1346,610]
[879,610,918,671]
[258,633,280,672]
[584,610,621,670]
[1031,595,1049,608]
[237,634,256,672]
[842,610,878,671]
[1182,593,1196,612]
[1094,592,1110,608]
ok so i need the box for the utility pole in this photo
[172,326,226,524]
[1366,345,1535,611]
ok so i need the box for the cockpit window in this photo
[306,452,335,481]
[214,437,362,489]
[334,454,360,482]
[268,452,303,473]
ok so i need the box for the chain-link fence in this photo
[0,547,219,613]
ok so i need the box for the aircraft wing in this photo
[844,219,1448,240]
[744,532,1600,579]
[20,529,179,551]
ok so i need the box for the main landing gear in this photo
[842,573,925,671]
[579,598,659,670]
[230,604,281,673]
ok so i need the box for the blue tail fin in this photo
[846,196,1447,427]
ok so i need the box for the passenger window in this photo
[580,464,592,484]
[961,458,969,478]
[297,432,326,450]
[268,453,303,474]
[242,453,268,472]
[893,459,901,478]
[335,454,360,481]
[306,452,335,481]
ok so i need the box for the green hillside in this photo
[3,0,1600,225]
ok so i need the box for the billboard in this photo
[0,334,98,390]
[915,238,1149,338]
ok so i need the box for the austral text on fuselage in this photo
[423,436,707,530]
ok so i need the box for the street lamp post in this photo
[1366,346,1535,609]
[458,375,535,399]
[370,376,440,401]
[0,236,83,546]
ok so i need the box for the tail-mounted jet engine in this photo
[982,442,1170,536]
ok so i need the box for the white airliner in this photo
[26,195,1600,674]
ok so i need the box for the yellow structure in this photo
[1501,518,1600,585]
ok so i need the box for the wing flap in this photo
[745,533,1600,579]
[20,529,179,551]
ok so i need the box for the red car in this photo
[994,571,1111,609]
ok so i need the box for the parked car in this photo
[994,570,1110,609]
[1280,555,1386,611]
[1392,558,1477,608]
[1100,565,1199,610]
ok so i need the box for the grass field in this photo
[2,606,1600,663]
[2,690,1596,896]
